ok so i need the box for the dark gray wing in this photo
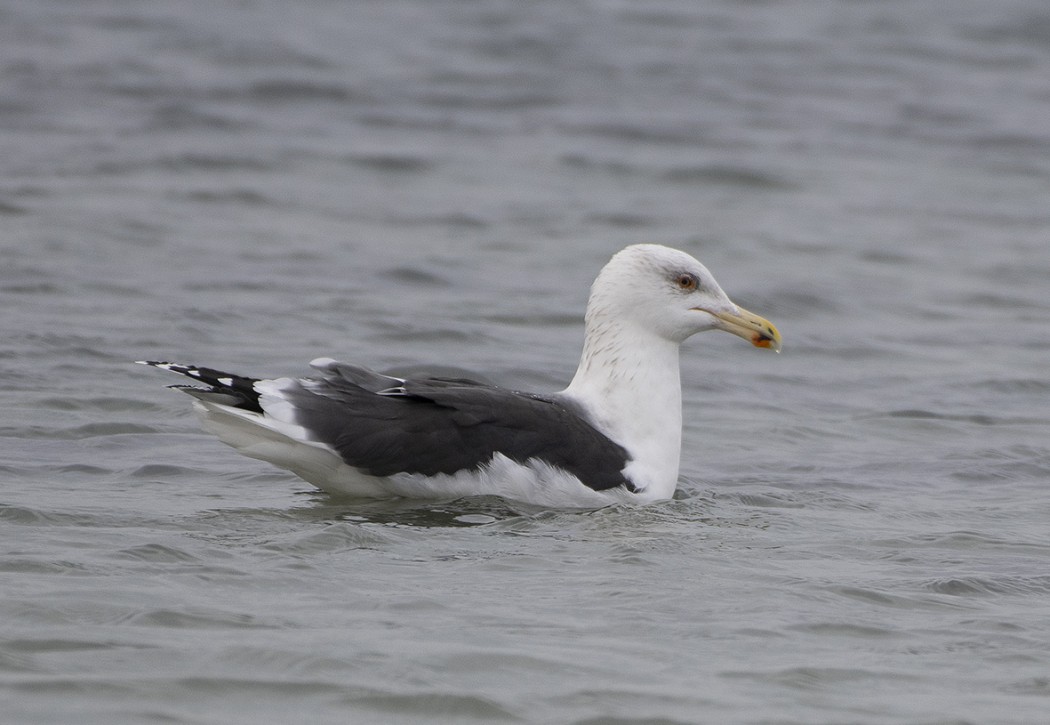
[308,358,404,394]
[287,369,634,492]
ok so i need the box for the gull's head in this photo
[587,244,781,351]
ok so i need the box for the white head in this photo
[585,244,781,349]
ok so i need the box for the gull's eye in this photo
[675,273,699,291]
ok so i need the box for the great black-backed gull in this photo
[138,244,781,508]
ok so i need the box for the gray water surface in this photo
[3,1,1050,723]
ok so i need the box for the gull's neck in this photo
[562,317,683,500]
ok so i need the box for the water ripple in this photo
[344,691,520,721]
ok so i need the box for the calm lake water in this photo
[3,1,1050,723]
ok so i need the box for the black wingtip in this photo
[137,360,265,413]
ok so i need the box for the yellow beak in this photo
[705,306,782,352]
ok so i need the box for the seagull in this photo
[138,244,781,508]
